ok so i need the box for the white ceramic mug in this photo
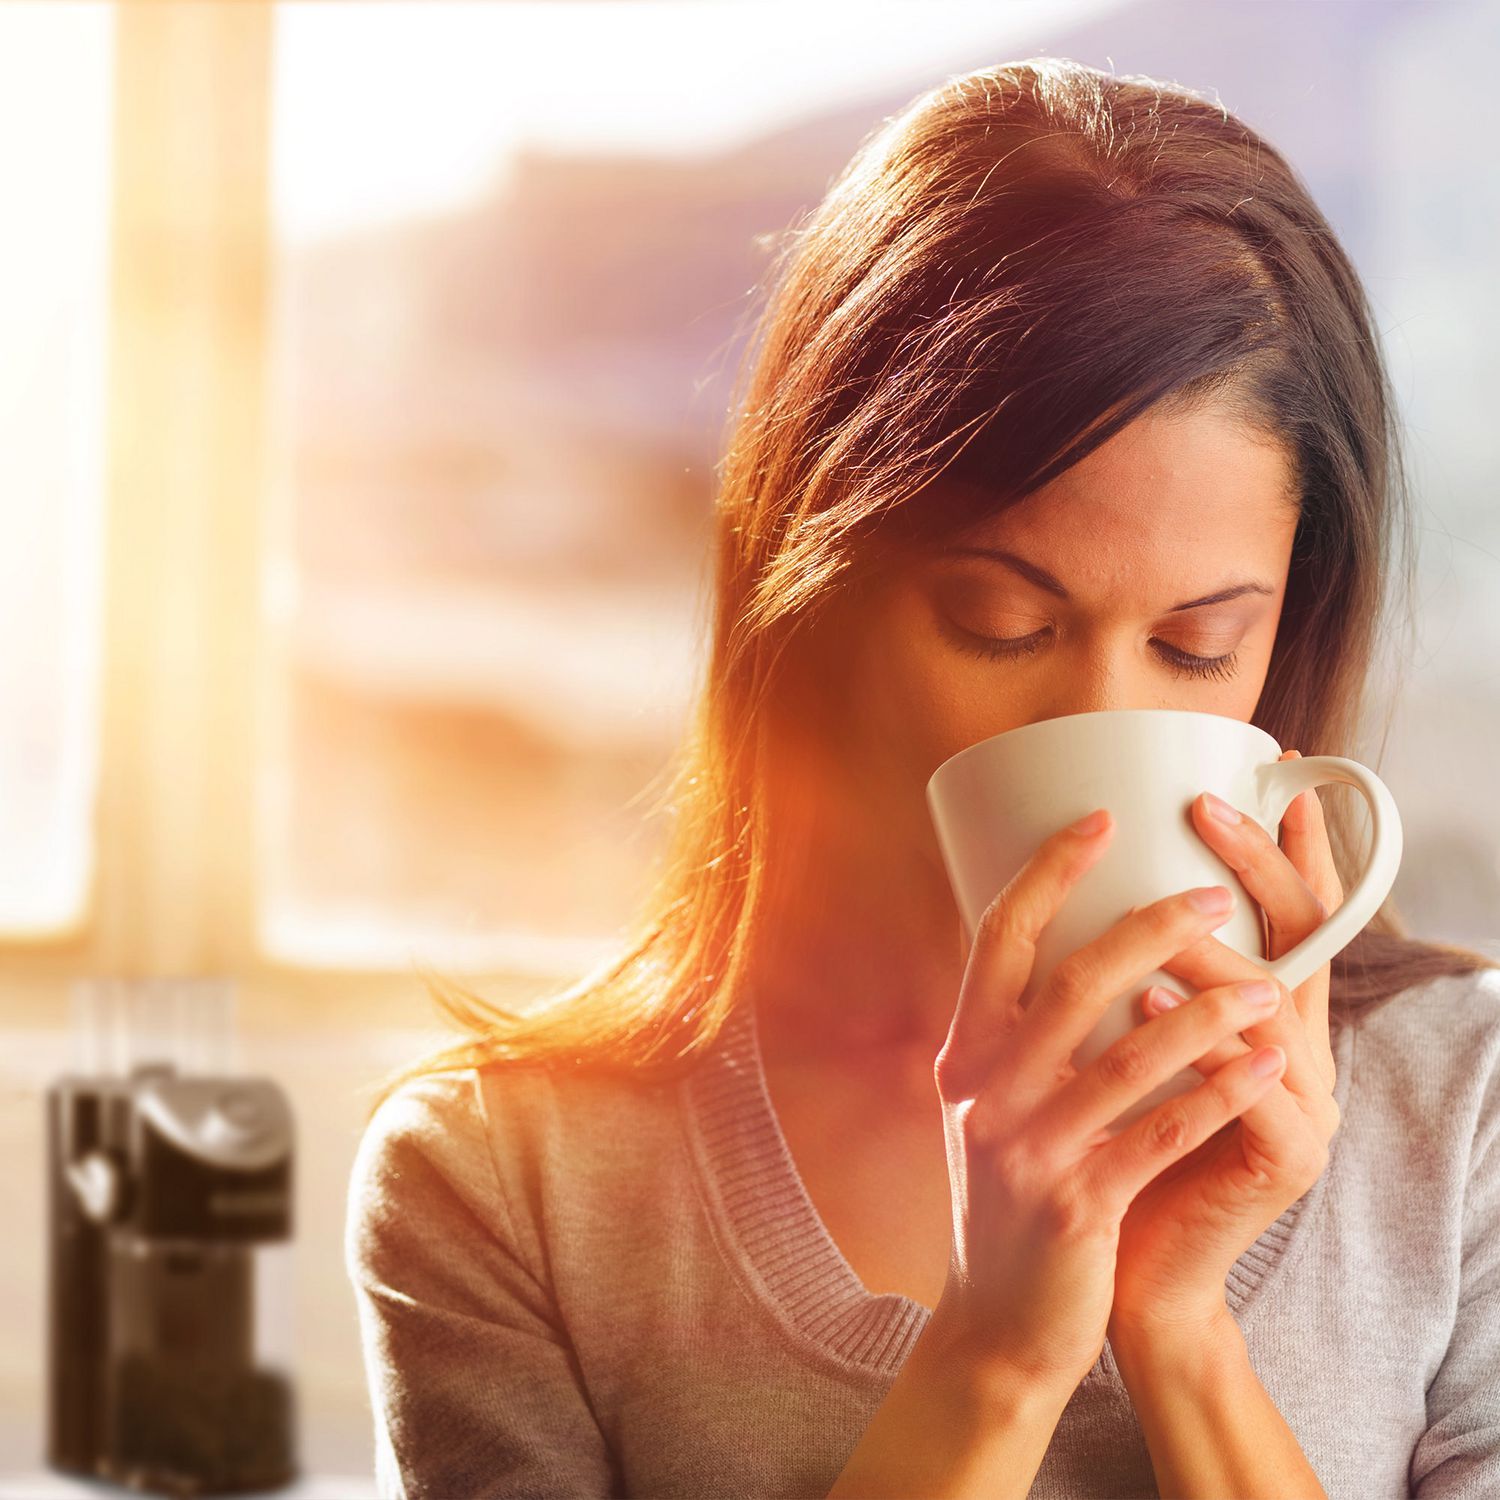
[926,708,1403,1133]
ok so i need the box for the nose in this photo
[1033,649,1156,721]
[1038,678,1137,722]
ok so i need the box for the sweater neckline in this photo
[681,992,1356,1383]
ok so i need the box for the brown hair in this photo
[368,57,1495,1116]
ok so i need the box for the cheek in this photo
[842,599,1008,791]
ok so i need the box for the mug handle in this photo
[1247,754,1404,992]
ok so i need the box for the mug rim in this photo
[926,708,1281,797]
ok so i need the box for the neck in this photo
[749,786,964,1065]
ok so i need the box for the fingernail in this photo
[1070,808,1110,837]
[1203,792,1241,825]
[1238,979,1277,1007]
[1251,1045,1286,1077]
[1188,885,1232,913]
[1146,985,1182,1012]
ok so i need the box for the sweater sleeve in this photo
[1410,997,1500,1498]
[343,1068,620,1500]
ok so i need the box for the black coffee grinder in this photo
[46,978,299,1497]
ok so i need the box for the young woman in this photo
[346,59,1500,1499]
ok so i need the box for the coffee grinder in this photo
[46,978,298,1496]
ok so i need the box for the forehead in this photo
[952,403,1298,556]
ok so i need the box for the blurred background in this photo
[1,0,1495,1493]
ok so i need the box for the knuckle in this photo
[1040,1176,1096,1240]
[1292,1134,1331,1180]
[986,1128,1025,1176]
[1175,889,1216,924]
[1232,1154,1278,1195]
[936,1040,1006,1103]
[1048,952,1099,1008]
[991,1131,1046,1197]
[976,887,1013,942]
[1097,1035,1153,1089]
[1213,1064,1249,1113]
[1260,1150,1318,1197]
[975,1101,1008,1151]
[1214,989,1246,1028]
[1134,899,1177,938]
[933,1047,965,1098]
[1144,1103,1193,1156]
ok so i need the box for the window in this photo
[0,3,113,937]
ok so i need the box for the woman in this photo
[346,59,1500,1498]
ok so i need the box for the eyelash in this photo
[943,620,1241,683]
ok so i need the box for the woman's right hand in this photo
[926,806,1287,1396]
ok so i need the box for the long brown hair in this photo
[368,57,1495,1115]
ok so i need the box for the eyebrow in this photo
[938,545,1276,613]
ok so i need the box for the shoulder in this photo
[348,1067,495,1208]
[343,1068,502,1283]
[1353,963,1500,1059]
[1348,964,1500,1148]
[345,1057,687,1277]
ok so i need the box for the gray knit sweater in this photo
[345,966,1500,1499]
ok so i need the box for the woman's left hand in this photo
[1106,750,1345,1342]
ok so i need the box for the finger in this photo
[1192,760,1331,1077]
[1221,1048,1318,1188]
[1137,977,1332,1100]
[1138,982,1252,1078]
[1193,779,1327,973]
[941,807,1115,1094]
[1013,883,1238,1083]
[1119,989,1322,1194]
[1042,975,1282,1143]
[1081,1043,1289,1220]
[1150,939,1324,1106]
[1271,750,1340,1092]
[1277,748,1345,922]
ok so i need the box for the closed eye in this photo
[940,618,1240,684]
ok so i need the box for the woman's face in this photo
[830,402,1302,875]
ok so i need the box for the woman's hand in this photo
[1105,749,1345,1343]
[927,807,1291,1399]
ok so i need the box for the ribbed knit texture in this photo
[347,967,1500,1498]
[683,1000,932,1376]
